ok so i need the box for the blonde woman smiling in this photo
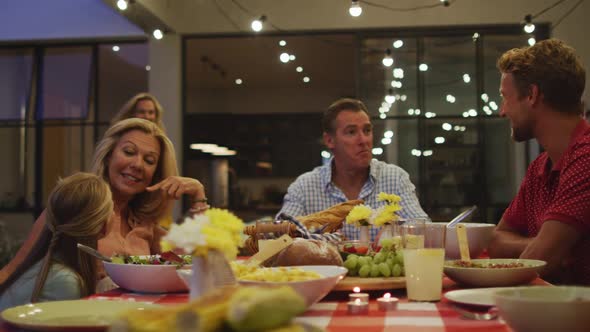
[92,118,208,257]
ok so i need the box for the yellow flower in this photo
[346,204,373,227]
[378,192,401,204]
[205,208,245,245]
[372,204,402,227]
[161,208,245,260]
[371,192,403,227]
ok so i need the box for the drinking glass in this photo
[401,219,446,301]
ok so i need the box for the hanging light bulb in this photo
[349,0,362,17]
[528,37,536,46]
[385,88,396,104]
[251,15,266,32]
[279,53,290,63]
[116,0,128,11]
[382,49,394,67]
[153,29,164,40]
[523,14,535,33]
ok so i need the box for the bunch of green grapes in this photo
[343,248,405,278]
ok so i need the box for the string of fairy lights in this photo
[111,0,583,160]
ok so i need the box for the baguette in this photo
[296,199,364,233]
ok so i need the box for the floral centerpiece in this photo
[345,204,373,243]
[161,208,245,299]
[344,192,402,246]
[372,192,402,227]
[161,208,245,260]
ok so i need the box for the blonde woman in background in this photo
[0,173,112,310]
[111,92,165,131]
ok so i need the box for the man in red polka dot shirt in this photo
[488,39,590,285]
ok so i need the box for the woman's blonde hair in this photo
[111,92,165,130]
[27,173,113,301]
[92,118,178,225]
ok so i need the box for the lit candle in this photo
[349,287,369,303]
[347,298,369,314]
[377,293,399,311]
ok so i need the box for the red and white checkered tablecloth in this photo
[2,278,549,332]
[81,277,551,332]
[84,290,510,332]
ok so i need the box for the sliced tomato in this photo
[356,246,369,255]
[343,244,357,253]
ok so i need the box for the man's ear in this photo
[528,84,541,106]
[323,132,335,150]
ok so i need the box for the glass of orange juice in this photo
[401,219,446,301]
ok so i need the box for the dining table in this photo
[0,276,549,332]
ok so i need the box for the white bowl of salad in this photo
[103,252,192,293]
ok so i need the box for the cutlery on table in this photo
[451,305,499,320]
[77,243,112,262]
[446,205,477,228]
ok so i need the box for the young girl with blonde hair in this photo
[0,173,112,310]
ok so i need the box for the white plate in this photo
[1,300,159,331]
[445,287,518,307]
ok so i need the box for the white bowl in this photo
[178,265,347,307]
[238,265,347,306]
[103,258,190,293]
[443,258,546,287]
[494,286,590,332]
[433,222,495,259]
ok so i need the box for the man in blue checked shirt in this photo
[277,98,429,242]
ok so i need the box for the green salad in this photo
[111,251,192,268]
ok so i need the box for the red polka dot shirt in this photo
[503,120,590,285]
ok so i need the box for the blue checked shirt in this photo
[276,159,428,242]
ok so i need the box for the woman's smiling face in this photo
[107,130,161,201]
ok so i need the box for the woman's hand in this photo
[146,176,206,201]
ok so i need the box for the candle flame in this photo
[353,287,360,293]
[354,298,361,304]
[384,293,391,299]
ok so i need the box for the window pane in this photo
[381,118,420,184]
[359,37,420,183]
[39,47,92,120]
[41,125,93,203]
[98,43,149,123]
[423,36,477,117]
[0,127,26,208]
[360,37,418,118]
[0,49,33,120]
[424,117,479,204]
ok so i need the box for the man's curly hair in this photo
[497,39,585,114]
